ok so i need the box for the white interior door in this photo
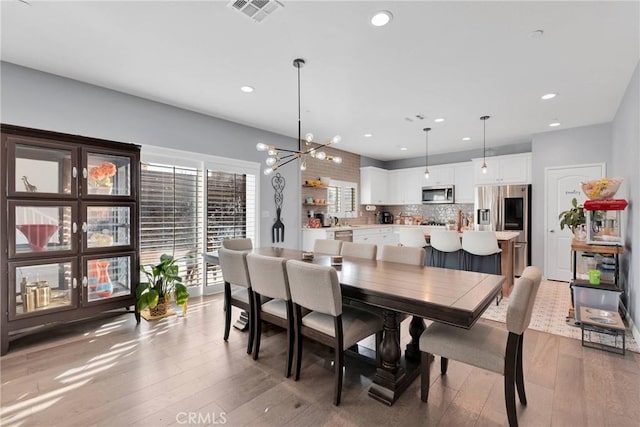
[545,164,605,281]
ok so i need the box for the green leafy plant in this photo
[137,253,189,314]
[559,198,585,234]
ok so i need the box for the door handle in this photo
[549,229,555,233]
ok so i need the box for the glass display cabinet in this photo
[1,124,140,355]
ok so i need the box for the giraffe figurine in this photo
[21,176,37,192]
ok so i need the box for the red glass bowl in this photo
[16,224,60,251]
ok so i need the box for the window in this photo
[139,163,203,287]
[327,180,357,218]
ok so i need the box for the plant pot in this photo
[150,298,168,317]
[573,224,587,241]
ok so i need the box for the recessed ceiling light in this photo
[400,147,408,151]
[363,133,373,138]
[371,11,393,27]
[240,86,254,93]
[541,93,557,100]
[462,137,471,141]
[434,118,445,123]
[549,120,561,127]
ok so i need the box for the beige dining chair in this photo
[285,259,383,405]
[221,238,253,250]
[398,227,428,248]
[246,253,294,377]
[381,245,426,266]
[218,247,255,354]
[340,242,377,260]
[419,266,542,427]
[313,239,342,255]
[429,230,462,269]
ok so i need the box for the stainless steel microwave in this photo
[422,185,455,204]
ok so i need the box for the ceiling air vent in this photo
[228,0,284,23]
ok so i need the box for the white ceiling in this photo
[1,1,638,161]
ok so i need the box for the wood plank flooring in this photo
[2,295,639,426]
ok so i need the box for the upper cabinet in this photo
[360,166,388,205]
[472,153,532,185]
[387,168,423,205]
[423,165,454,186]
[452,162,474,203]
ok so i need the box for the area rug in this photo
[481,279,639,353]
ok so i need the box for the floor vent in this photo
[227,0,284,23]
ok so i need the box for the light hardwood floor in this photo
[1,295,639,427]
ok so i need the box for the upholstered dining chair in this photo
[419,266,542,427]
[285,259,383,405]
[222,238,253,250]
[340,242,377,260]
[429,230,463,269]
[218,247,255,354]
[313,239,342,255]
[380,245,426,266]
[397,227,428,248]
[246,253,294,377]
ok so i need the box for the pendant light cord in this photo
[297,63,301,152]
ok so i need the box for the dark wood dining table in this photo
[205,247,504,405]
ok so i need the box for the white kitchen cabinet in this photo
[301,229,332,252]
[352,227,398,259]
[387,168,423,205]
[424,164,454,186]
[452,162,474,203]
[360,166,388,205]
[472,153,531,185]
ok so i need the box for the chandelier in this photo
[256,58,342,175]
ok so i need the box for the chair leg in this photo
[440,357,448,374]
[285,302,294,378]
[505,333,520,427]
[334,316,344,406]
[294,305,303,381]
[246,289,255,355]
[223,283,231,341]
[515,335,527,405]
[252,292,261,360]
[420,351,432,402]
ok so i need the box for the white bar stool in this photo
[429,230,462,269]
[461,231,502,303]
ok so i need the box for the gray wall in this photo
[531,123,612,270]
[612,61,639,336]
[0,62,302,249]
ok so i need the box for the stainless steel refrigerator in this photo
[474,184,531,276]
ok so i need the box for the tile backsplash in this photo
[375,203,474,224]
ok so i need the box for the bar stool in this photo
[398,228,427,248]
[461,231,502,303]
[429,230,462,269]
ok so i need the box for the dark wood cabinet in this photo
[1,124,141,355]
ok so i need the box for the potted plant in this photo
[559,197,586,240]
[137,253,189,317]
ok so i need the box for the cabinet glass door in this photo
[9,259,77,320]
[10,202,77,257]
[8,139,77,197]
[85,152,132,197]
[83,254,132,304]
[85,205,133,250]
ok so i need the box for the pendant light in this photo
[423,127,431,179]
[257,58,342,175]
[480,115,490,174]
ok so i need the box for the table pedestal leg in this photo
[369,309,420,405]
[234,310,249,331]
[405,315,426,363]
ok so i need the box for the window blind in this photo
[140,163,203,287]
[206,170,256,287]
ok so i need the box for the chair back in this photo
[313,239,343,255]
[430,230,462,253]
[286,260,342,317]
[381,245,425,266]
[506,266,543,335]
[341,242,377,260]
[222,238,253,250]
[246,253,290,300]
[398,228,427,247]
[218,247,251,288]
[461,231,500,256]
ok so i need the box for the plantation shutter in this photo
[139,163,204,287]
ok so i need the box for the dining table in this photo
[205,247,504,405]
